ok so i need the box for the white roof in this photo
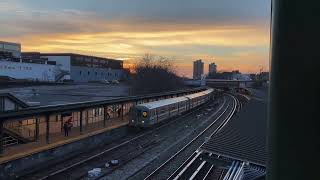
[203,88,214,94]
[184,92,205,99]
[184,89,213,99]
[137,96,188,109]
[137,89,214,110]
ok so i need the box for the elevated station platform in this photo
[0,87,209,179]
[0,117,128,164]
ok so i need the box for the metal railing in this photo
[3,136,18,147]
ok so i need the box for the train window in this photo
[152,109,156,116]
[160,107,166,114]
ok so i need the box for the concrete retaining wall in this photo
[0,125,129,179]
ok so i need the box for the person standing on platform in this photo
[63,122,69,137]
[117,108,122,118]
[106,111,111,120]
[67,117,73,133]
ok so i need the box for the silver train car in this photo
[129,89,214,127]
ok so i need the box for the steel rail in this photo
[144,94,238,180]
[188,153,213,180]
[202,164,214,180]
[166,94,238,180]
[36,95,225,180]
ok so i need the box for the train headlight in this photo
[142,111,148,117]
[142,121,145,123]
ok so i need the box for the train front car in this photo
[129,97,188,128]
[129,105,154,127]
[129,88,214,128]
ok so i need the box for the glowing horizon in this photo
[0,0,270,77]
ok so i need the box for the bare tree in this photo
[131,54,184,94]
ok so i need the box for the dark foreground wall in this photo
[269,0,320,179]
[0,126,129,179]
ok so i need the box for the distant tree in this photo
[131,54,184,94]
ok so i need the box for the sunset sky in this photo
[0,0,270,77]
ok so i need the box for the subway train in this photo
[129,89,214,127]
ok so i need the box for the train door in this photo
[156,108,159,124]
[187,98,191,110]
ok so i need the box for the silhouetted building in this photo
[208,62,217,75]
[0,41,21,58]
[249,74,257,81]
[193,59,204,79]
[207,70,243,80]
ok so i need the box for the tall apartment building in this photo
[193,59,204,79]
[209,62,217,74]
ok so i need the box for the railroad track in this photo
[142,94,238,180]
[167,94,265,180]
[97,96,233,180]
[166,94,243,180]
[168,153,227,180]
[21,96,227,180]
[167,152,229,180]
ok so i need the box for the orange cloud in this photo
[2,21,269,76]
